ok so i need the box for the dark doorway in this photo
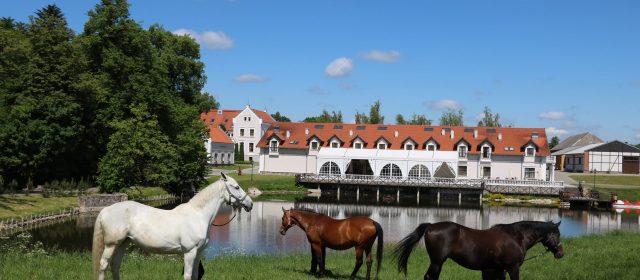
[346,159,374,175]
[622,156,640,174]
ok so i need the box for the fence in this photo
[0,207,80,234]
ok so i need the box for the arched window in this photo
[380,164,402,177]
[409,164,431,179]
[319,161,341,175]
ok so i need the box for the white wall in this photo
[207,141,234,165]
[260,148,317,174]
[233,107,267,162]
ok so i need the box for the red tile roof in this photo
[207,125,234,144]
[257,122,550,156]
[200,108,275,130]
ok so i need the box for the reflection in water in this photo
[4,195,639,259]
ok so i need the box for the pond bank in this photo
[1,231,638,279]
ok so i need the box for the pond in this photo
[2,193,639,260]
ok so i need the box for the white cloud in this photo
[361,50,400,63]
[539,111,565,120]
[325,57,353,77]
[428,99,461,111]
[172,29,234,49]
[546,127,569,136]
[234,74,266,82]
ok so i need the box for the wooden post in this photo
[376,187,380,203]
[437,191,440,205]
[417,189,420,204]
[356,187,360,202]
[397,188,400,204]
[458,192,462,205]
[337,185,340,201]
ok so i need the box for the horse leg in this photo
[364,246,373,280]
[322,246,332,275]
[183,249,198,280]
[506,267,519,280]
[98,245,116,280]
[110,239,130,280]
[190,250,204,280]
[424,257,445,280]
[311,243,324,276]
[309,245,318,274]
[350,247,364,280]
[482,270,504,280]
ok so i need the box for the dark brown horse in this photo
[280,208,384,280]
[394,221,564,280]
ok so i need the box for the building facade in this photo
[257,123,554,181]
[201,106,275,163]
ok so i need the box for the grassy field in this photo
[570,175,640,201]
[1,231,639,279]
[0,187,171,220]
[214,174,305,193]
[211,163,253,171]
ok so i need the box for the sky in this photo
[5,0,640,143]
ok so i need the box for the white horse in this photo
[92,173,253,280]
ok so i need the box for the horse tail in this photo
[393,223,430,275]
[92,212,105,279]
[373,220,384,279]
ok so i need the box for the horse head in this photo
[220,173,253,212]
[542,221,564,259]
[279,207,294,235]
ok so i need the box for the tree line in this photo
[276,100,506,128]
[0,1,217,194]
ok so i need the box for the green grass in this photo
[1,231,640,279]
[0,187,171,220]
[0,195,78,220]
[211,164,252,171]
[213,174,305,193]
[570,175,640,201]
[569,175,640,186]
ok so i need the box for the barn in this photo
[555,140,640,174]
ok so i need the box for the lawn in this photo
[1,231,639,279]
[211,174,306,193]
[210,163,253,171]
[569,175,640,201]
[569,175,640,187]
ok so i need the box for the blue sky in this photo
[5,0,640,143]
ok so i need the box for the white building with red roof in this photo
[201,106,275,163]
[257,122,555,181]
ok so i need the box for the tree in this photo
[635,143,640,150]
[355,100,385,124]
[271,111,291,122]
[396,113,432,125]
[477,106,502,127]
[549,136,560,149]
[439,109,464,126]
[97,104,178,193]
[303,110,342,123]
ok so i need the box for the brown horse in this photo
[280,208,383,280]
[394,221,564,280]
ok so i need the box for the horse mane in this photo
[188,179,225,209]
[292,208,318,213]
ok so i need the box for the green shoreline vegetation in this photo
[1,231,639,279]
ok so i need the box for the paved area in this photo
[555,171,578,186]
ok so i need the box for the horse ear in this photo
[282,207,285,212]
[221,172,228,181]
[555,220,561,227]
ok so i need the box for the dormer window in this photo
[378,143,387,149]
[310,141,319,150]
[458,146,468,158]
[526,147,535,157]
[269,140,279,153]
[331,141,340,148]
[427,144,436,151]
[482,146,491,159]
[354,142,363,149]
[405,143,414,150]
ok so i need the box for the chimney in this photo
[473,129,478,139]
[305,128,309,135]
[450,130,455,139]
[285,130,290,139]
[217,109,222,115]
[394,130,399,138]
[498,133,502,141]
[274,125,280,133]
[349,129,353,137]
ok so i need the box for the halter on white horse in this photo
[92,173,253,280]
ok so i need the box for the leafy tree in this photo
[303,110,342,123]
[97,104,178,193]
[355,100,385,124]
[477,106,502,127]
[396,113,431,125]
[271,111,291,122]
[439,109,464,126]
[238,142,245,161]
[234,143,240,161]
[635,143,640,150]
[549,136,560,149]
